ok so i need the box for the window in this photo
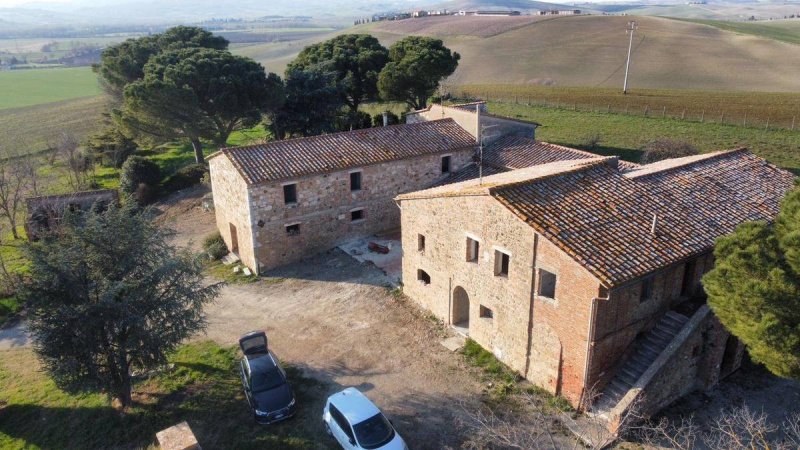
[418,234,426,252]
[351,209,365,222]
[538,269,557,299]
[285,223,300,235]
[466,237,480,262]
[640,277,654,303]
[283,183,297,204]
[417,269,431,285]
[479,305,494,319]
[494,250,510,277]
[441,155,452,173]
[329,405,355,442]
[350,171,362,191]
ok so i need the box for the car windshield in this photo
[251,367,285,393]
[352,413,395,449]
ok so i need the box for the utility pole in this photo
[623,20,637,94]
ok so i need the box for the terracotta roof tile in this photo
[214,119,475,185]
[491,150,795,287]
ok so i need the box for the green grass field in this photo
[0,342,323,449]
[0,67,101,109]
[485,101,800,174]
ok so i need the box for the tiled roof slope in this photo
[211,119,475,185]
[432,136,634,187]
[491,150,795,288]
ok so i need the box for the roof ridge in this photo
[625,147,750,179]
[488,157,616,194]
[219,118,457,153]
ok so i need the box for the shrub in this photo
[203,231,228,260]
[163,163,208,192]
[120,156,161,198]
[371,111,399,127]
[640,139,699,164]
[582,132,602,150]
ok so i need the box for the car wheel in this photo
[325,422,332,436]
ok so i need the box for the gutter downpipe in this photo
[581,295,600,409]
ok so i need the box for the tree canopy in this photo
[287,34,389,114]
[703,184,800,379]
[23,202,220,408]
[266,68,344,139]
[378,36,460,110]
[116,47,284,163]
[94,26,229,98]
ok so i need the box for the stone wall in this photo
[406,103,537,144]
[209,154,256,269]
[246,149,474,272]
[399,193,603,405]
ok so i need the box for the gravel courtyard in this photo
[156,187,486,448]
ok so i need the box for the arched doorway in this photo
[720,334,740,378]
[452,286,470,333]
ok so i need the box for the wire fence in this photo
[446,91,799,132]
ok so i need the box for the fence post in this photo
[625,104,629,114]
[765,118,769,131]
[681,109,685,120]
[743,113,747,127]
[701,110,705,122]
[720,112,724,124]
[792,116,796,131]
[644,105,649,116]
[662,106,666,118]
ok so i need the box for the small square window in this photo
[285,224,300,235]
[466,237,479,262]
[417,269,431,285]
[441,155,451,173]
[479,305,493,319]
[350,171,362,191]
[494,250,510,277]
[640,277,654,303]
[539,269,557,299]
[418,234,426,252]
[351,209,364,222]
[283,183,297,204]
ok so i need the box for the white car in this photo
[323,387,408,450]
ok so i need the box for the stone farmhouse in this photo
[396,150,795,429]
[207,102,539,273]
[208,101,796,428]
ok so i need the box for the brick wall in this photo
[243,149,474,272]
[209,154,256,269]
[400,194,603,405]
[589,252,716,391]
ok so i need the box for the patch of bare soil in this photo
[160,189,486,448]
[152,185,216,252]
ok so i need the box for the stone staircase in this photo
[592,311,690,415]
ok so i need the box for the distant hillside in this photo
[674,17,800,44]
[429,0,586,13]
[355,15,800,92]
[594,1,800,20]
[242,14,800,92]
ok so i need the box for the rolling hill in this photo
[242,14,800,92]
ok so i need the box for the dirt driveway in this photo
[159,188,485,448]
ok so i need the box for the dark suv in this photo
[239,331,296,424]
